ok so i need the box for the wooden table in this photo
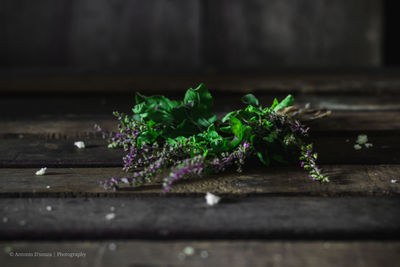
[0,74,399,266]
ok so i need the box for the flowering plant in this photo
[97,84,329,192]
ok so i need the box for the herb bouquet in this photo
[97,84,329,192]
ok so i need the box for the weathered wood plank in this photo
[2,73,400,94]
[2,95,400,120]
[0,196,399,240]
[0,0,72,67]
[0,138,123,167]
[1,241,399,267]
[0,165,398,197]
[309,111,400,131]
[0,132,398,167]
[1,111,400,138]
[1,0,201,72]
[206,0,382,69]
[69,0,201,72]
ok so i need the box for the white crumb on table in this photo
[353,134,373,150]
[74,141,85,149]
[46,206,52,211]
[205,192,221,206]
[183,246,195,256]
[391,179,398,184]
[356,134,368,145]
[353,144,362,150]
[105,213,116,220]
[35,167,47,176]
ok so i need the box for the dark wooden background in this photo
[0,0,383,74]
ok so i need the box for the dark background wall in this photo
[0,0,395,74]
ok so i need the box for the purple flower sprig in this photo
[162,155,205,193]
[299,144,329,182]
[209,142,252,173]
[290,120,310,136]
[102,140,192,190]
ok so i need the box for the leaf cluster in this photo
[124,84,296,165]
[100,84,329,192]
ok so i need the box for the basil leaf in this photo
[241,94,260,107]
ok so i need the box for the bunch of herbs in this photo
[96,84,328,192]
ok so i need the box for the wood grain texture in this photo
[0,165,399,197]
[0,196,399,240]
[0,133,398,167]
[0,0,381,72]
[2,112,400,137]
[69,0,201,72]
[0,0,72,67]
[1,241,399,267]
[2,73,400,94]
[2,94,400,119]
[206,0,382,69]
[0,138,123,167]
[0,0,201,72]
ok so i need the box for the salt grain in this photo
[35,167,47,176]
[354,134,373,149]
[365,143,373,148]
[205,192,221,206]
[183,246,195,256]
[46,206,52,211]
[105,213,116,220]
[74,141,85,149]
[391,179,397,184]
[356,134,368,145]
[353,144,362,150]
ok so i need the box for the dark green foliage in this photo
[100,84,328,192]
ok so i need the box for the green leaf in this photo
[197,115,217,128]
[132,103,146,114]
[273,94,295,112]
[245,105,261,115]
[183,88,198,105]
[270,98,279,110]
[137,131,159,148]
[222,110,239,123]
[230,116,243,140]
[219,126,231,133]
[263,131,278,143]
[135,93,147,104]
[241,94,260,107]
[184,83,213,117]
[256,151,270,166]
